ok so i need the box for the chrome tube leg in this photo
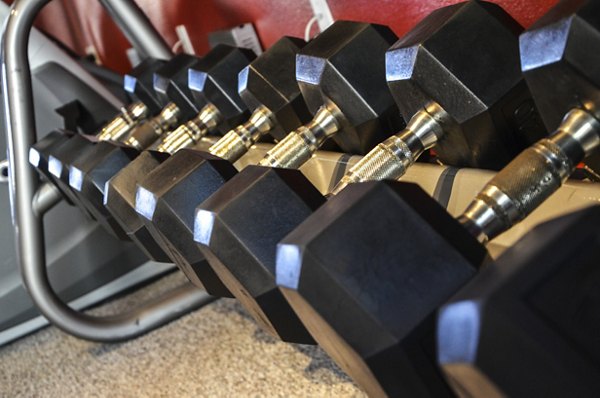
[2,0,211,343]
[99,0,172,60]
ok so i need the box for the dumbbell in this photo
[64,53,199,228]
[163,21,403,341]
[438,2,600,395]
[208,37,313,162]
[29,58,167,215]
[29,129,76,205]
[68,46,255,242]
[49,54,198,238]
[99,44,257,262]
[97,56,169,142]
[274,1,600,396]
[133,36,316,297]
[192,0,546,348]
[331,1,549,195]
[438,205,600,397]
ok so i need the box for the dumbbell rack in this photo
[2,0,213,343]
[4,0,600,344]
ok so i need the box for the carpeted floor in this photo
[0,272,365,397]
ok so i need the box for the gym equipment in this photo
[192,1,545,347]
[99,44,256,264]
[331,0,546,194]
[277,181,484,397]
[188,21,402,343]
[275,1,600,395]
[133,36,313,298]
[67,46,254,242]
[31,57,167,215]
[438,206,600,397]
[257,22,402,169]
[0,0,160,345]
[4,0,212,346]
[208,37,312,163]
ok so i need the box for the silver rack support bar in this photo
[31,181,62,217]
[99,0,172,60]
[2,0,214,342]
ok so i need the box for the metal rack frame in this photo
[5,0,600,345]
[2,0,214,342]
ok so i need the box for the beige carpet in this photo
[0,272,365,397]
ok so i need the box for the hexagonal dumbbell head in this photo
[47,134,100,218]
[135,149,238,297]
[188,45,256,134]
[386,0,546,170]
[520,0,600,173]
[29,130,75,204]
[153,53,203,121]
[66,56,208,243]
[69,141,140,240]
[520,0,600,131]
[438,206,600,396]
[296,21,402,154]
[276,181,489,397]
[104,150,172,262]
[444,0,600,249]
[332,1,551,195]
[209,36,314,163]
[257,21,404,170]
[194,166,325,344]
[238,36,312,141]
[124,58,167,114]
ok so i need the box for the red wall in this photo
[21,0,559,73]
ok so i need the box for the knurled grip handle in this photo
[97,114,131,141]
[123,120,161,150]
[209,127,248,163]
[478,139,573,223]
[331,135,415,195]
[461,108,600,242]
[259,128,314,169]
[98,102,149,142]
[348,142,406,179]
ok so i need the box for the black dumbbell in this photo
[274,1,600,395]
[208,37,313,163]
[133,36,314,297]
[438,205,600,397]
[330,0,548,194]
[35,58,168,215]
[29,129,75,204]
[68,46,255,242]
[100,45,257,261]
[127,45,256,153]
[254,22,403,170]
[192,1,547,348]
[277,181,485,397]
[184,21,403,343]
[56,55,197,237]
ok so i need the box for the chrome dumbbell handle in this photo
[209,106,274,162]
[123,102,181,150]
[155,103,222,154]
[97,101,150,142]
[330,102,448,195]
[460,108,600,243]
[259,104,340,169]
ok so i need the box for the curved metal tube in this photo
[32,181,62,217]
[2,0,213,342]
[99,0,172,60]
